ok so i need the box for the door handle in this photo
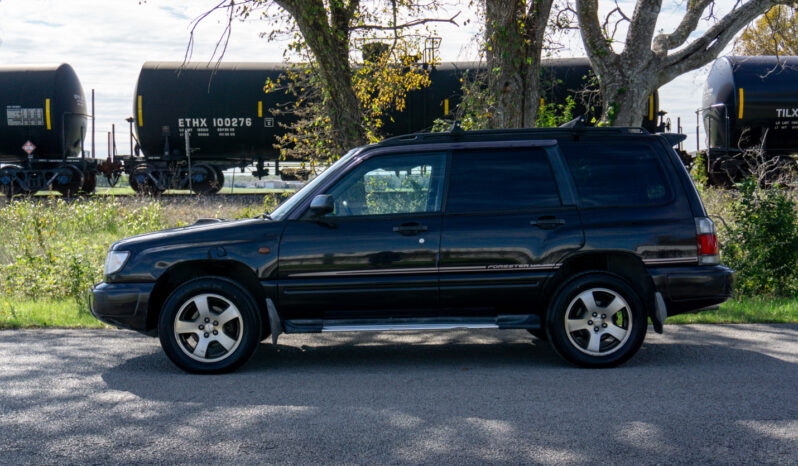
[530,216,566,229]
[393,223,428,236]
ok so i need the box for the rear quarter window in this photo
[560,141,672,208]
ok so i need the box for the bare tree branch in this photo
[652,0,715,53]
[350,12,460,30]
[662,0,794,82]
[625,0,662,56]
[576,0,618,78]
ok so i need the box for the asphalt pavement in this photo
[1,325,798,464]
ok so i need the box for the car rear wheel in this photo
[158,277,261,373]
[546,273,646,368]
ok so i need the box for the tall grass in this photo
[0,196,274,321]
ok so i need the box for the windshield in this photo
[269,148,361,220]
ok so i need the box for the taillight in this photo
[696,217,719,265]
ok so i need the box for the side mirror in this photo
[309,194,334,217]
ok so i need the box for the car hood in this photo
[110,218,277,252]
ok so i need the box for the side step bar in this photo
[322,322,498,332]
[281,314,541,334]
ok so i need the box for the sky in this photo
[0,0,747,157]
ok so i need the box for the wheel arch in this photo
[546,252,660,332]
[147,260,269,336]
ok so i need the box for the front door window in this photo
[325,153,446,217]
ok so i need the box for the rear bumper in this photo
[90,282,156,335]
[648,265,735,317]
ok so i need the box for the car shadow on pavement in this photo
[6,326,798,463]
[95,326,798,462]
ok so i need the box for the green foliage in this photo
[0,299,106,329]
[666,296,798,324]
[535,95,576,127]
[431,70,496,132]
[722,179,798,297]
[0,198,164,310]
[269,47,434,168]
[735,5,798,56]
[0,196,276,315]
[691,151,709,188]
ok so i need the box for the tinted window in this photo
[446,148,560,213]
[325,152,446,217]
[560,142,671,207]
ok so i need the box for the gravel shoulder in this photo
[1,325,798,464]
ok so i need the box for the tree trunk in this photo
[597,68,656,127]
[484,0,553,128]
[279,0,367,152]
[576,0,791,128]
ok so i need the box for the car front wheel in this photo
[158,277,261,373]
[546,272,646,368]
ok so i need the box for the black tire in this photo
[211,167,225,194]
[129,166,163,196]
[52,164,84,197]
[546,272,647,368]
[158,277,262,373]
[189,164,220,195]
[80,170,97,195]
[526,328,548,340]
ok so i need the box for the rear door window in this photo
[446,148,561,213]
[559,141,671,207]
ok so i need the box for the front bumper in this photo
[90,282,156,335]
[648,264,735,317]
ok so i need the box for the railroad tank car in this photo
[129,61,295,194]
[702,56,798,184]
[382,58,663,135]
[125,58,667,194]
[0,64,92,196]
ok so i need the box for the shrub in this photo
[722,178,798,297]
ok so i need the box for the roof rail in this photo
[559,116,586,128]
[447,120,465,135]
[375,123,650,146]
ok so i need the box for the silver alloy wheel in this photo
[563,287,632,357]
[173,293,244,363]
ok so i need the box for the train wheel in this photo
[80,171,97,195]
[0,168,21,197]
[212,167,225,194]
[1,166,38,197]
[130,166,163,196]
[189,164,220,195]
[52,165,84,198]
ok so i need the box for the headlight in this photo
[104,251,130,276]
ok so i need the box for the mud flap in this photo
[651,292,667,334]
[266,298,282,345]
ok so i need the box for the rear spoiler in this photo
[659,133,687,147]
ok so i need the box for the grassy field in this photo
[0,196,273,330]
[33,187,295,196]
[0,299,106,329]
[2,297,798,329]
[2,188,798,329]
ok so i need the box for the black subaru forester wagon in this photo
[91,125,733,373]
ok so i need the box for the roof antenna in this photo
[447,120,465,135]
[559,116,586,128]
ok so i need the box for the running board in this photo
[282,314,541,334]
[323,322,498,332]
